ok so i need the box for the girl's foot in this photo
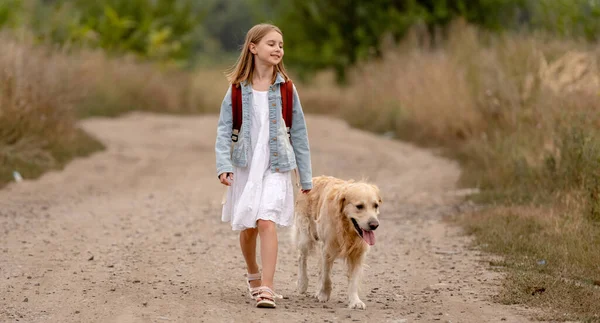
[255,286,277,308]
[246,272,262,299]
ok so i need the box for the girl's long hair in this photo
[226,23,290,86]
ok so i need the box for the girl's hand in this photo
[219,172,233,186]
[301,189,311,194]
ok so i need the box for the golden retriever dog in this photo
[293,175,382,310]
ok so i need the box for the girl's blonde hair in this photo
[226,23,290,86]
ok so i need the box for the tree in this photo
[203,0,254,52]
[0,0,23,28]
[256,0,528,82]
[11,0,210,63]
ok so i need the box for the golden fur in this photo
[293,175,382,310]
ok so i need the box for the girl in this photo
[215,23,313,308]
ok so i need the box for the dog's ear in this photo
[337,190,347,215]
[371,184,383,203]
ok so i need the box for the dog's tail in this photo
[290,219,298,247]
[290,211,305,247]
[291,209,318,256]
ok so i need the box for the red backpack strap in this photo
[231,84,242,142]
[280,80,294,138]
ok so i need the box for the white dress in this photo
[221,89,295,231]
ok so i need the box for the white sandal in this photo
[246,272,262,299]
[255,286,278,308]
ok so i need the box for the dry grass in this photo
[298,20,600,320]
[458,204,600,321]
[0,34,103,186]
[76,52,227,118]
[0,32,226,187]
[299,20,600,199]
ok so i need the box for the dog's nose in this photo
[368,219,379,230]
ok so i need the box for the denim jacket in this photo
[215,73,313,190]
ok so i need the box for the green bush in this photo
[3,0,210,64]
[0,0,23,28]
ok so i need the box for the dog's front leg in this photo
[315,249,334,302]
[347,257,366,309]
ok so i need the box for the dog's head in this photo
[338,182,382,246]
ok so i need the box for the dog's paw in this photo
[348,299,366,310]
[297,278,308,294]
[315,290,330,302]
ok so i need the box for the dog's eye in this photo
[356,204,364,210]
[374,203,379,209]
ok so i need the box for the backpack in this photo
[230,80,294,143]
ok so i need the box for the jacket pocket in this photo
[277,116,295,165]
[231,133,246,165]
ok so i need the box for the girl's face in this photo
[250,30,284,67]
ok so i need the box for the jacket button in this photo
[272,120,276,124]
[272,103,276,107]
[272,137,277,141]
[273,152,278,156]
[275,168,279,172]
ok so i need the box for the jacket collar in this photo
[274,72,286,84]
[241,72,286,93]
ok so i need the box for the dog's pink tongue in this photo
[363,230,375,246]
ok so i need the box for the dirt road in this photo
[1,113,536,322]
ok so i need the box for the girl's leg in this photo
[256,219,278,289]
[240,228,261,288]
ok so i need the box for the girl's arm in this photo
[215,86,234,178]
[290,84,313,190]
